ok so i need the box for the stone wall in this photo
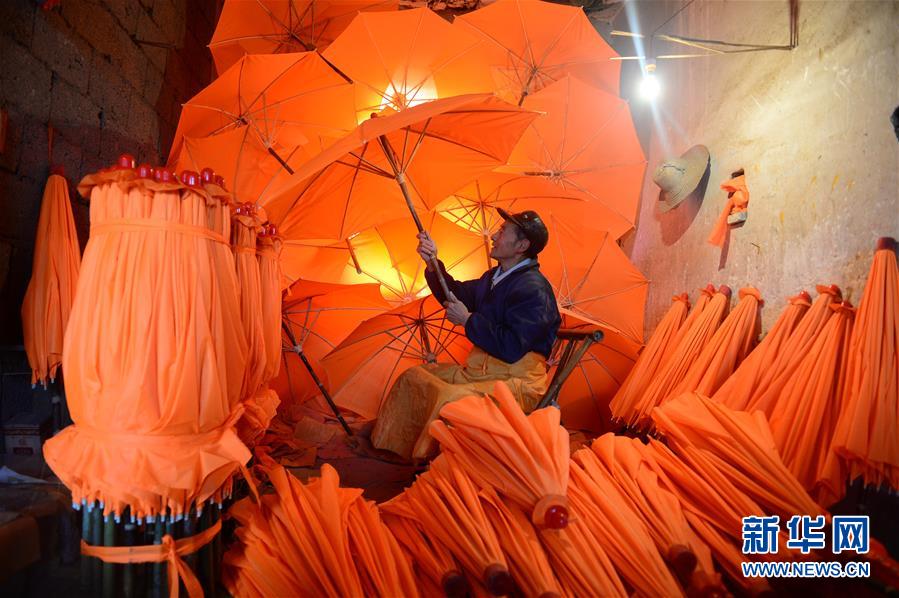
[617,0,898,337]
[0,0,220,343]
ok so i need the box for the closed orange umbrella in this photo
[429,382,570,529]
[630,286,731,430]
[714,290,811,409]
[257,228,284,382]
[264,93,538,257]
[743,284,841,414]
[44,164,250,520]
[323,7,485,122]
[610,293,690,427]
[662,284,715,366]
[668,286,762,398]
[455,0,621,104]
[500,75,646,240]
[553,309,641,435]
[21,173,81,387]
[832,237,899,492]
[209,0,398,74]
[320,295,472,420]
[767,301,855,505]
[169,52,355,165]
[570,449,687,597]
[537,514,626,597]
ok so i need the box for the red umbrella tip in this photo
[180,170,200,187]
[116,154,136,169]
[153,168,174,183]
[441,571,470,598]
[797,290,812,303]
[667,544,698,580]
[49,164,65,177]
[876,237,897,252]
[136,163,153,179]
[815,284,842,299]
[214,174,226,189]
[717,285,732,298]
[200,167,216,183]
[542,504,569,529]
[483,564,515,596]
[703,283,717,295]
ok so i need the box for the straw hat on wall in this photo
[652,145,710,212]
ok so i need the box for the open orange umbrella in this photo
[629,285,731,430]
[832,237,899,492]
[713,290,811,409]
[455,0,621,104]
[429,382,570,529]
[610,293,690,427]
[499,75,646,240]
[570,449,687,597]
[767,301,855,505]
[21,173,81,387]
[209,0,398,74]
[743,284,842,414]
[668,286,762,398]
[323,7,486,122]
[320,295,471,420]
[551,309,641,435]
[44,165,250,520]
[169,52,355,166]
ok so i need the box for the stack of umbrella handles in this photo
[105,154,279,236]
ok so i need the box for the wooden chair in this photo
[536,328,604,410]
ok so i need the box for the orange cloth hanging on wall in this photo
[44,170,250,520]
[21,173,81,387]
[707,174,749,247]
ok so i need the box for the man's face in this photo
[489,222,530,260]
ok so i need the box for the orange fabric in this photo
[44,174,250,519]
[767,302,855,505]
[714,290,811,409]
[82,519,221,598]
[629,287,730,429]
[322,7,485,123]
[662,285,714,366]
[669,286,762,398]
[257,233,284,382]
[21,173,81,386]
[744,285,842,414]
[429,381,569,527]
[455,0,621,102]
[537,514,626,597]
[209,0,399,74]
[553,309,641,435]
[570,450,686,597]
[321,295,472,420]
[831,244,899,491]
[707,174,749,247]
[610,293,689,427]
[500,75,645,240]
[264,93,538,241]
[168,52,355,165]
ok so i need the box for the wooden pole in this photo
[80,507,92,593]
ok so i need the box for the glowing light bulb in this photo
[640,60,661,101]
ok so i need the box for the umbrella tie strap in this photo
[81,518,221,598]
[90,219,229,245]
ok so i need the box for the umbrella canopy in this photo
[320,295,472,420]
[629,286,731,430]
[831,237,899,492]
[610,293,690,427]
[277,279,389,406]
[209,0,398,74]
[264,93,538,243]
[553,309,641,435]
[500,75,646,240]
[455,0,621,104]
[713,290,811,409]
[44,168,250,519]
[323,7,485,122]
[429,381,570,529]
[540,216,648,344]
[280,212,487,304]
[21,173,81,387]
[668,286,762,398]
[743,284,842,414]
[767,301,855,505]
[169,52,356,164]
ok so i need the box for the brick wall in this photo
[0,0,221,343]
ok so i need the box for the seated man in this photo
[370,208,561,460]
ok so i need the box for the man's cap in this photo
[496,208,549,255]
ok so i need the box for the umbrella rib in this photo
[559,103,630,170]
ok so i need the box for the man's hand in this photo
[417,231,438,264]
[443,291,471,326]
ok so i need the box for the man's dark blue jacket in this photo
[425,259,561,364]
